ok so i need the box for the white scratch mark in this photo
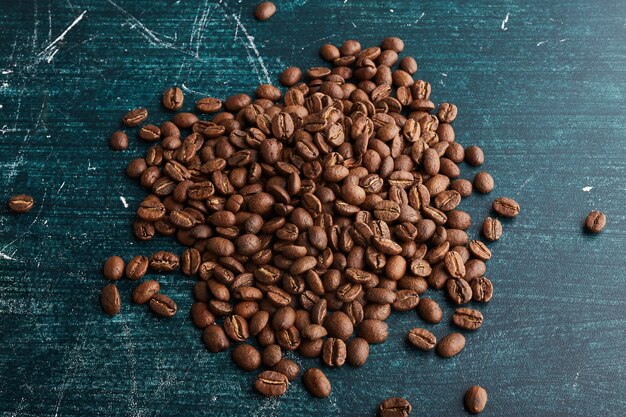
[120,196,128,208]
[441,73,448,77]
[87,160,96,171]
[389,9,394,13]
[559,38,568,43]
[416,12,425,23]
[181,83,211,96]
[190,1,212,58]
[351,21,357,28]
[231,12,271,84]
[233,8,241,40]
[38,10,87,64]
[536,40,548,46]
[1,69,13,75]
[57,181,66,193]
[582,186,593,192]
[501,12,510,31]
[0,252,17,261]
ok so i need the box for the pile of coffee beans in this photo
[101,36,526,413]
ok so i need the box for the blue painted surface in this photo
[0,0,625,416]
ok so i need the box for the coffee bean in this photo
[452,308,484,330]
[162,87,184,111]
[132,280,160,304]
[324,311,354,341]
[139,124,161,142]
[407,327,436,351]
[379,397,411,417]
[393,289,420,311]
[492,197,520,218]
[471,276,493,302]
[110,131,128,150]
[103,256,125,280]
[122,108,148,127]
[149,293,177,318]
[482,217,502,241]
[346,337,369,367]
[450,178,472,197]
[302,368,331,398]
[444,251,466,279]
[474,172,494,194]
[254,2,276,21]
[465,385,488,414]
[101,284,121,315]
[280,67,302,86]
[150,251,179,272]
[464,259,486,282]
[469,240,492,261]
[191,302,215,328]
[271,358,300,381]
[446,277,472,305]
[358,319,388,343]
[436,332,466,358]
[416,297,443,323]
[232,343,261,371]
[262,344,282,367]
[585,210,606,233]
[322,337,347,367]
[203,324,230,352]
[255,370,289,396]
[224,314,249,342]
[8,194,34,213]
[465,145,484,166]
[125,255,148,280]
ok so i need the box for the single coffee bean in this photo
[346,337,369,367]
[464,259,487,282]
[232,343,262,371]
[407,327,436,351]
[358,319,388,344]
[181,248,201,275]
[444,251,466,279]
[162,86,184,111]
[324,311,354,341]
[271,358,300,381]
[122,108,148,127]
[585,210,606,233]
[450,178,472,197]
[482,217,502,241]
[139,124,161,142]
[469,240,492,261]
[322,337,347,367]
[110,131,128,150]
[280,67,302,86]
[150,251,179,272]
[254,2,276,20]
[149,293,177,318]
[492,197,520,218]
[103,256,125,280]
[465,145,484,166]
[255,370,289,396]
[417,297,443,324]
[8,194,35,213]
[302,368,331,398]
[465,385,488,414]
[436,332,466,358]
[262,344,282,367]
[393,289,419,311]
[196,97,222,113]
[474,172,494,194]
[379,397,411,417]
[446,277,472,305]
[452,307,484,330]
[191,302,215,328]
[203,324,230,352]
[471,276,493,302]
[224,314,249,342]
[101,284,121,316]
[132,280,160,304]
[125,255,149,280]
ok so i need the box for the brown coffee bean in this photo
[464,259,487,282]
[149,293,177,317]
[150,251,179,272]
[471,276,493,302]
[125,255,148,281]
[436,332,466,358]
[203,324,230,352]
[416,297,443,324]
[465,145,484,166]
[255,370,289,396]
[101,284,121,316]
[110,131,128,150]
[346,337,369,367]
[224,314,249,342]
[232,343,261,371]
[465,385,488,414]
[393,289,420,311]
[191,302,215,328]
[103,256,125,280]
[444,251,466,279]
[452,307,484,330]
[302,368,331,398]
[585,210,606,233]
[407,327,436,351]
[492,197,520,218]
[474,172,494,194]
[322,337,347,367]
[132,280,160,304]
[450,179,472,197]
[379,397,411,417]
[196,97,222,113]
[162,87,184,111]
[358,319,388,344]
[262,344,282,367]
[255,2,276,21]
[482,217,502,241]
[438,102,458,123]
[138,124,161,142]
[469,240,492,261]
[271,358,300,381]
[122,108,148,127]
[447,277,472,305]
[324,311,354,341]
[280,67,302,86]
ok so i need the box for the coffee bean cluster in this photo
[102,36,523,411]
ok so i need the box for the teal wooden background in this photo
[1,0,625,415]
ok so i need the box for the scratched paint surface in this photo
[0,0,625,416]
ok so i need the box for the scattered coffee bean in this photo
[492,197,520,218]
[110,131,128,150]
[232,343,262,371]
[379,397,411,417]
[103,256,125,280]
[150,251,179,272]
[101,284,121,316]
[482,217,502,241]
[465,385,488,414]
[446,277,472,305]
[255,370,289,396]
[407,327,436,351]
[8,194,34,213]
[122,108,148,127]
[436,332,466,358]
[203,324,230,352]
[471,276,493,302]
[585,210,606,233]
[302,368,331,398]
[254,2,276,21]
[464,145,484,166]
[132,279,160,304]
[346,337,369,366]
[149,293,177,317]
[474,172,494,194]
[162,87,184,111]
[452,308,483,330]
[417,298,443,324]
[271,358,300,381]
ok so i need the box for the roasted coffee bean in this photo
[358,319,388,344]
[464,259,487,282]
[150,251,179,272]
[137,197,165,221]
[277,326,301,350]
[224,314,249,342]
[101,284,121,316]
[280,67,302,86]
[417,297,443,324]
[149,293,177,317]
[322,337,347,367]
[109,131,128,150]
[465,385,488,414]
[262,344,282,367]
[102,256,125,280]
[324,311,354,341]
[203,324,230,352]
[346,337,369,367]
[162,86,184,111]
[379,397,411,417]
[482,217,503,241]
[492,197,520,218]
[271,358,300,381]
[469,240,492,261]
[302,368,331,398]
[471,276,493,302]
[444,251,466,279]
[191,302,215,328]
[465,145,484,166]
[232,343,262,371]
[452,307,484,330]
[407,327,436,351]
[474,172,494,194]
[255,2,276,20]
[393,289,419,311]
[255,370,289,396]
[196,97,222,113]
[122,108,148,127]
[585,210,606,233]
[125,255,149,280]
[436,332,466,358]
[447,277,472,305]
[181,248,201,275]
[132,280,160,304]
